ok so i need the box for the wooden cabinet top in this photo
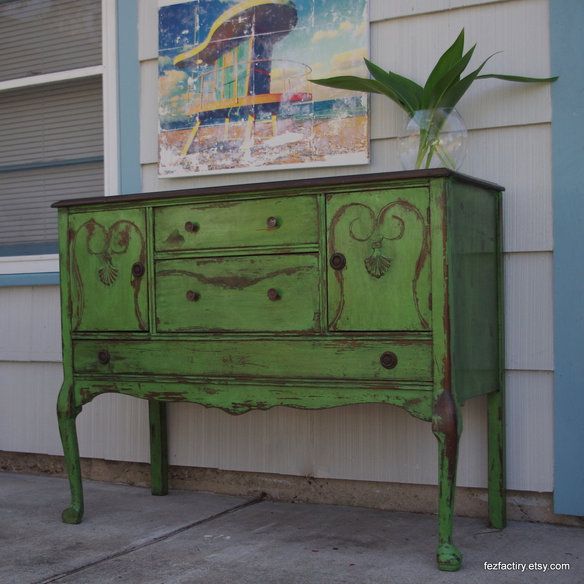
[52,169,504,208]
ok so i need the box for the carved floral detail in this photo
[364,251,392,278]
[70,218,147,330]
[97,256,119,286]
[346,205,405,279]
[81,220,136,287]
[329,198,430,329]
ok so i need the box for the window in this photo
[0,0,104,262]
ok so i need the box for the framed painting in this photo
[158,0,370,177]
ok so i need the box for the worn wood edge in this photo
[71,382,433,422]
[1,451,579,527]
[52,170,504,208]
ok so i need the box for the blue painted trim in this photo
[551,1,584,516]
[117,0,141,194]
[0,156,103,174]
[0,242,58,256]
[0,272,59,287]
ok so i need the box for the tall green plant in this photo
[310,30,557,169]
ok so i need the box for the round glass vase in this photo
[398,108,467,171]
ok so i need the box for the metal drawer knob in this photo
[186,290,201,302]
[380,351,398,370]
[267,288,281,301]
[97,350,110,365]
[330,252,346,271]
[184,221,199,233]
[131,262,145,278]
[266,216,279,229]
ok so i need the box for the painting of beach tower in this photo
[158,0,369,177]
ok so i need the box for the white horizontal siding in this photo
[0,361,151,462]
[0,286,62,362]
[0,0,555,495]
[0,362,63,455]
[370,0,510,21]
[504,253,554,371]
[0,356,552,491]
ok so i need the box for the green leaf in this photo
[364,59,423,112]
[309,76,384,93]
[423,29,465,100]
[422,45,476,109]
[477,73,559,82]
[440,53,498,110]
[310,75,412,113]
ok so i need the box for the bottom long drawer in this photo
[73,338,433,382]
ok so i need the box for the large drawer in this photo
[73,338,433,382]
[155,254,320,332]
[154,195,318,251]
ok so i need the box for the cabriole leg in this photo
[149,400,168,496]
[432,391,462,571]
[57,383,84,524]
[488,390,506,528]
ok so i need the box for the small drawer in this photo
[73,338,433,382]
[155,254,320,333]
[154,195,318,251]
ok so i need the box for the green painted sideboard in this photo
[53,169,505,571]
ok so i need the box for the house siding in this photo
[0,0,554,493]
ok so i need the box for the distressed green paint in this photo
[428,179,463,571]
[488,190,506,529]
[54,171,504,571]
[73,338,433,382]
[68,209,149,332]
[488,390,506,528]
[56,210,84,524]
[73,380,434,421]
[326,188,431,331]
[154,195,318,252]
[149,401,168,496]
[155,254,321,333]
[146,207,158,334]
[447,181,499,401]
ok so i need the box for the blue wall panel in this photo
[551,0,584,516]
[0,272,59,287]
[117,0,141,194]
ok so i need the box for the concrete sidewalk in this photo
[0,472,582,584]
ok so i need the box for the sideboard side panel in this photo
[447,180,501,402]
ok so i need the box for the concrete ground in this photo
[0,472,582,584]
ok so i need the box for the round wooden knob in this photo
[266,216,279,229]
[186,290,200,302]
[97,350,110,365]
[380,351,398,370]
[131,262,145,277]
[329,253,346,271]
[267,288,281,301]
[184,221,199,233]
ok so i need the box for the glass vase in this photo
[398,108,467,171]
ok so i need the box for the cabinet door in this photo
[326,188,431,331]
[68,209,148,331]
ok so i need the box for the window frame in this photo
[0,0,118,285]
